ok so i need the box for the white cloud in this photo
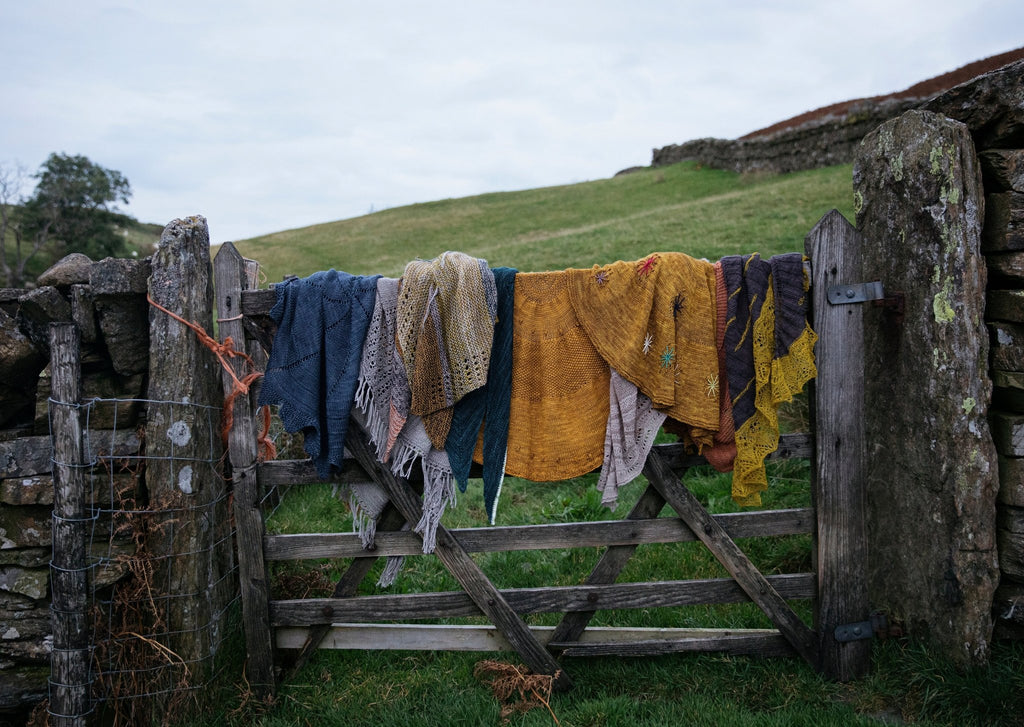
[2,0,1021,242]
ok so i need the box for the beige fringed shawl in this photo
[396,252,497,449]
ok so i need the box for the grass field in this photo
[231,162,853,279]
[176,162,1024,727]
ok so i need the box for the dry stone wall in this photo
[0,255,150,720]
[650,98,922,174]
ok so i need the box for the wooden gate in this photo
[215,209,871,695]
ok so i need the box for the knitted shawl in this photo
[397,252,497,449]
[720,252,817,505]
[666,260,738,470]
[504,271,609,481]
[566,252,720,447]
[353,277,456,556]
[596,370,666,508]
[445,267,517,524]
[258,269,380,479]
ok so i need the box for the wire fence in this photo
[48,395,242,724]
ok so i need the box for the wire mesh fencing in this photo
[48,395,241,724]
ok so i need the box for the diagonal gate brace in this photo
[343,420,573,691]
[641,450,819,667]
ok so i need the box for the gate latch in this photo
[834,612,891,642]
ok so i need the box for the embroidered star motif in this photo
[594,269,610,286]
[635,254,659,280]
[642,332,654,355]
[706,374,719,398]
[660,345,675,369]
[672,293,685,319]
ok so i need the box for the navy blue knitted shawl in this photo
[258,269,381,478]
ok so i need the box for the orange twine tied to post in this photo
[147,294,277,462]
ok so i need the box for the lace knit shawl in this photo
[720,252,817,505]
[445,267,516,524]
[258,269,380,478]
[353,277,455,556]
[396,252,498,449]
[566,252,720,447]
[596,370,667,508]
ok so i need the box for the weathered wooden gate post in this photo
[49,322,88,727]
[806,210,871,680]
[213,241,276,694]
[145,216,228,688]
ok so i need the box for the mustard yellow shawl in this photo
[566,253,720,448]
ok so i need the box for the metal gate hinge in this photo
[827,281,885,305]
[827,281,905,323]
[834,612,890,642]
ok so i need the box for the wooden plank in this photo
[655,432,812,470]
[642,449,819,667]
[549,482,667,648]
[254,432,812,490]
[264,507,814,560]
[49,323,89,727]
[241,287,278,316]
[806,210,871,680]
[214,242,276,694]
[284,502,408,680]
[271,573,815,624]
[343,422,573,690]
[256,458,376,488]
[276,624,789,656]
[554,632,794,658]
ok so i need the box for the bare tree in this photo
[0,160,51,288]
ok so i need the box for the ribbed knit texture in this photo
[696,260,739,471]
[566,252,720,447]
[397,252,497,449]
[504,271,610,481]
[446,267,516,524]
[258,269,380,479]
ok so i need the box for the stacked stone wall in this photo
[917,60,1024,640]
[650,98,922,174]
[0,255,150,721]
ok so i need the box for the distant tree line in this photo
[0,152,135,287]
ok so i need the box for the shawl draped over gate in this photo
[396,251,497,450]
[258,269,380,478]
[720,252,817,505]
[566,252,720,448]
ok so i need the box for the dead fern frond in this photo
[473,659,561,725]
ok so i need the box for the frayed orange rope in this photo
[147,294,277,462]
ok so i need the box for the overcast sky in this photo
[3,1,1022,244]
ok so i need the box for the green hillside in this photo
[234,162,854,281]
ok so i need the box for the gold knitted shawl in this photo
[504,271,610,481]
[396,252,497,448]
[566,252,720,447]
